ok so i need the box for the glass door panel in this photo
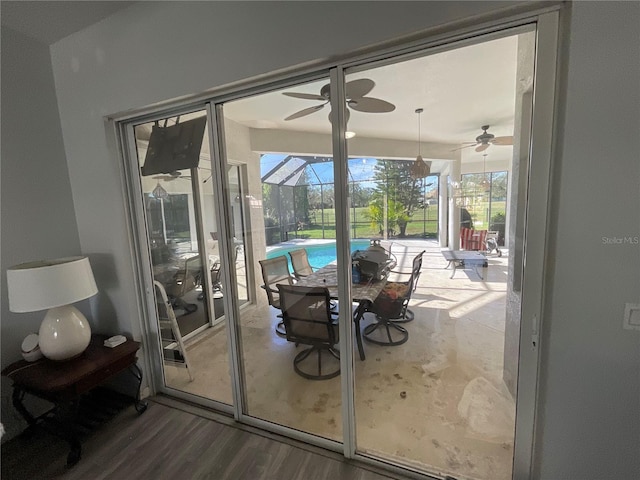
[222,77,347,442]
[134,110,232,405]
[345,30,534,480]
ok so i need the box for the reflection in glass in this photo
[134,111,232,405]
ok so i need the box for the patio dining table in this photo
[294,264,387,361]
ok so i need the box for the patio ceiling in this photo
[224,33,526,169]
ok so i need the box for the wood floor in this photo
[1,396,410,480]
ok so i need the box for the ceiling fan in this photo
[152,171,191,182]
[453,125,514,152]
[282,78,395,122]
[153,167,214,183]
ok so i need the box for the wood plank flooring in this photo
[1,397,409,480]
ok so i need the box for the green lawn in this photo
[292,206,439,239]
[464,200,506,229]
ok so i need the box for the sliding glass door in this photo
[133,110,233,405]
[220,75,353,443]
[342,29,536,480]
[122,11,558,480]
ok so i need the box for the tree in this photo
[262,183,278,220]
[370,160,423,237]
[490,172,508,199]
[307,185,323,210]
[350,182,373,207]
[322,185,335,208]
[294,184,310,224]
[366,197,407,236]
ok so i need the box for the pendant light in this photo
[479,153,490,192]
[410,108,431,179]
[152,181,169,199]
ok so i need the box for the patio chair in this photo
[277,284,340,380]
[289,249,316,279]
[387,250,424,324]
[484,230,502,257]
[460,227,487,251]
[165,254,202,314]
[363,250,425,346]
[154,281,194,381]
[259,256,296,336]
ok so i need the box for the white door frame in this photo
[115,5,561,479]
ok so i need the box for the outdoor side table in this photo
[441,250,488,279]
[1,334,147,466]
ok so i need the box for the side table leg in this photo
[129,363,148,414]
[12,387,36,428]
[13,387,82,466]
[40,398,82,468]
[67,441,81,466]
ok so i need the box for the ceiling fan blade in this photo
[491,135,514,145]
[475,144,490,153]
[327,108,350,124]
[451,143,478,152]
[348,97,395,113]
[284,104,325,121]
[282,92,325,101]
[345,78,375,99]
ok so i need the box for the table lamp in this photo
[7,256,98,361]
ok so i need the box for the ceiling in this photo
[0,1,135,45]
[224,33,528,167]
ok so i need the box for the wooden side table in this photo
[2,334,147,466]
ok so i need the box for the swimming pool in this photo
[266,240,369,272]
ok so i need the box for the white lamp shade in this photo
[7,256,98,313]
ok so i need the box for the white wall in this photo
[41,1,640,478]
[535,2,640,478]
[0,27,82,440]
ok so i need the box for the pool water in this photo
[266,240,369,272]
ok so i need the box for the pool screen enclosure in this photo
[260,154,440,244]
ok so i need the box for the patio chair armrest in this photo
[261,284,280,294]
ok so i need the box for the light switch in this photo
[623,303,640,330]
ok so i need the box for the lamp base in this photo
[39,305,91,361]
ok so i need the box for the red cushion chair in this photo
[460,227,487,251]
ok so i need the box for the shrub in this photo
[490,212,506,245]
[264,216,280,246]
